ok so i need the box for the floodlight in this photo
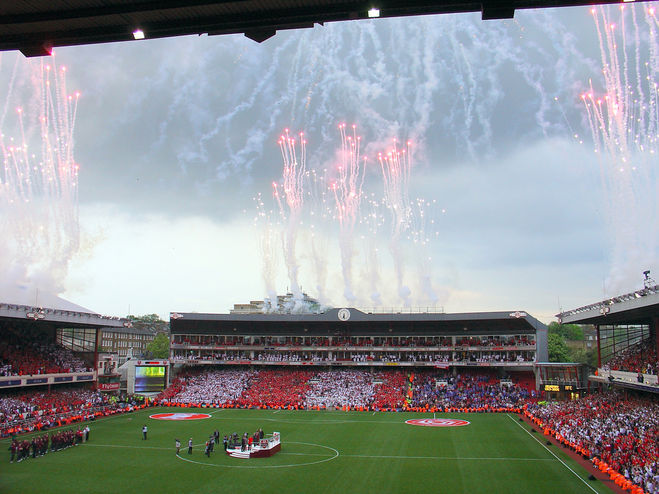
[133,29,145,40]
[368,8,380,18]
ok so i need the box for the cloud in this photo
[63,204,260,318]
[2,5,654,323]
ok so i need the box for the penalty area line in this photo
[506,414,599,494]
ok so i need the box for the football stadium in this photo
[1,289,657,494]
[1,2,659,494]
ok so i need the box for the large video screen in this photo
[135,366,166,393]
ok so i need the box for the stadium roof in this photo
[557,284,659,326]
[0,287,94,313]
[0,302,129,329]
[170,307,546,333]
[2,0,649,57]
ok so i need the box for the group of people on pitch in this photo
[230,428,264,452]
[174,428,265,457]
[9,425,89,463]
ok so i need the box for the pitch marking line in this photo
[506,414,599,494]
[85,443,555,463]
[343,454,554,461]
[175,441,339,469]
[85,443,172,451]
[209,416,407,425]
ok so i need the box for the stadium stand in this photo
[526,392,658,494]
[603,339,657,375]
[370,371,408,410]
[0,388,146,437]
[304,369,375,408]
[235,369,313,408]
[408,370,532,411]
[0,325,90,376]
[156,367,535,412]
[164,369,255,405]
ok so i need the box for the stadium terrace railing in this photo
[594,368,659,386]
[0,371,95,389]
[170,358,534,367]
[170,344,535,351]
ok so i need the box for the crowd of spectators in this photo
[304,370,375,408]
[235,369,313,408]
[0,326,91,376]
[603,339,657,375]
[171,334,535,349]
[172,349,535,364]
[371,371,408,410]
[160,367,533,412]
[0,387,142,437]
[256,352,332,362]
[408,371,532,411]
[526,392,658,494]
[165,369,255,405]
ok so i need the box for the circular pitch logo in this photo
[149,413,211,421]
[405,418,470,427]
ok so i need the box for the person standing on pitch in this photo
[188,438,193,454]
[142,425,148,440]
[175,438,181,454]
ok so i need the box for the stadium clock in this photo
[338,308,351,321]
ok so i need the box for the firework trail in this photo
[581,5,658,291]
[409,198,440,305]
[273,129,306,298]
[144,10,590,195]
[0,57,81,299]
[253,193,279,310]
[305,168,332,303]
[258,125,446,310]
[378,139,413,305]
[331,124,366,303]
[360,193,384,306]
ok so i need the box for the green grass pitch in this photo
[0,407,613,494]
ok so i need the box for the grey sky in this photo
[0,5,656,322]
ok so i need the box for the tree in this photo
[569,347,597,369]
[126,314,170,335]
[548,322,584,341]
[127,314,163,324]
[547,333,571,362]
[146,333,170,359]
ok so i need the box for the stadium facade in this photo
[169,307,547,386]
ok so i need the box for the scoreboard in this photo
[542,384,575,392]
[127,359,169,394]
